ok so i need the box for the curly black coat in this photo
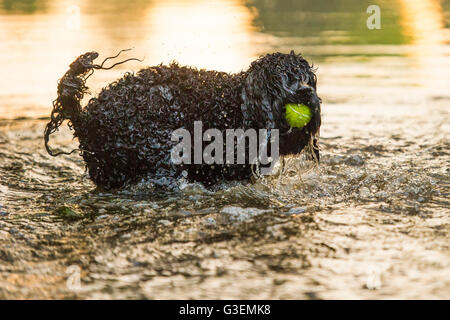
[45,51,321,189]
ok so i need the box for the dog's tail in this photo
[44,50,142,157]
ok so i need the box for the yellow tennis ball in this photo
[285,103,312,129]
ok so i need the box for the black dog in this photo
[45,51,321,189]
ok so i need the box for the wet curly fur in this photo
[46,51,321,189]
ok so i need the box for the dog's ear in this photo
[241,65,278,129]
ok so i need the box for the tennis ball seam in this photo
[285,103,312,129]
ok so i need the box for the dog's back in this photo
[76,64,247,188]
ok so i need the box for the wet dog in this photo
[45,51,321,189]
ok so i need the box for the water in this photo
[0,0,449,299]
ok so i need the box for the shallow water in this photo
[0,0,449,299]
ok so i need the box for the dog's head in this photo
[242,51,321,157]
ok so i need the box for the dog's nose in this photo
[294,84,321,131]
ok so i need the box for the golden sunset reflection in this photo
[397,0,445,46]
[396,0,449,92]
[0,0,260,118]
[144,0,257,72]
[0,0,449,119]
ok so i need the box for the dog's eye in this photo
[288,80,300,91]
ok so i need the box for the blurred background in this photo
[0,0,449,119]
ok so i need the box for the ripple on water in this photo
[0,113,448,299]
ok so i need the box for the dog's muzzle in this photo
[309,92,321,132]
[294,84,321,132]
